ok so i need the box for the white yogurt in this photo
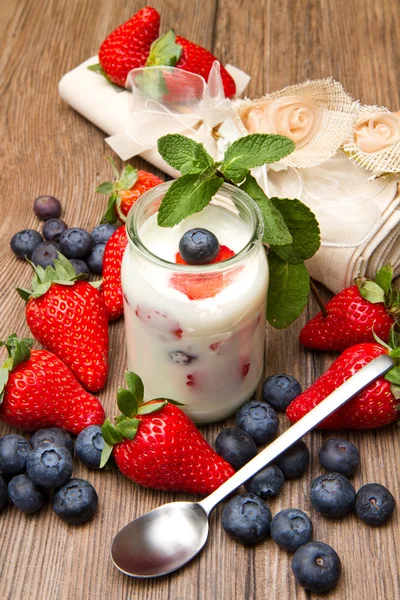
[121,186,269,423]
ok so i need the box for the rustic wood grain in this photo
[0,1,399,599]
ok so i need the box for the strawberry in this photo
[146,30,236,99]
[0,335,105,434]
[101,225,128,320]
[98,7,160,88]
[171,245,236,300]
[100,372,235,494]
[17,254,109,393]
[300,265,399,351]
[97,160,163,224]
[286,336,400,429]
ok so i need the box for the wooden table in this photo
[1,1,399,598]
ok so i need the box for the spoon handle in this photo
[199,354,394,515]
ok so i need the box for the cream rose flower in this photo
[240,95,321,149]
[353,111,400,153]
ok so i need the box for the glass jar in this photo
[121,181,268,423]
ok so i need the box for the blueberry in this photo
[235,400,278,444]
[179,228,220,265]
[42,218,68,242]
[215,428,257,470]
[291,541,341,593]
[10,229,43,259]
[319,438,360,477]
[0,434,31,475]
[310,472,356,517]
[31,241,59,268]
[30,428,74,457]
[270,508,313,552]
[33,195,62,220]
[8,474,45,514]
[262,374,302,411]
[244,464,285,498]
[52,478,98,524]
[27,443,73,488]
[86,243,106,274]
[91,223,118,245]
[59,228,93,258]
[355,483,395,526]
[274,441,309,478]
[75,426,104,469]
[169,351,194,365]
[0,476,8,512]
[69,258,91,280]
[222,493,271,544]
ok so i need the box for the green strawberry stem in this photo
[16,253,85,301]
[0,334,33,402]
[357,264,400,321]
[373,327,400,401]
[145,30,183,67]
[96,158,138,224]
[100,371,184,468]
[310,279,328,318]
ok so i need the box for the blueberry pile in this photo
[0,426,104,523]
[216,374,396,594]
[10,195,118,277]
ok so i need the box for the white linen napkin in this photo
[59,59,399,294]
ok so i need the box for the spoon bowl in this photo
[111,501,209,578]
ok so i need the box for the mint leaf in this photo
[240,174,292,246]
[359,281,385,304]
[374,264,393,294]
[269,198,320,264]
[125,372,144,406]
[220,134,295,183]
[117,388,138,418]
[158,170,224,227]
[158,134,214,175]
[267,253,310,328]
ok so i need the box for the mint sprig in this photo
[156,133,321,328]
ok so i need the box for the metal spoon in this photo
[111,354,394,578]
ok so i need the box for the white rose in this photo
[353,111,400,153]
[240,95,321,149]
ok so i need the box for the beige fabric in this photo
[344,105,400,174]
[236,78,357,168]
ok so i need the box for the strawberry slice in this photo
[171,246,236,300]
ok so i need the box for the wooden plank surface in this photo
[0,1,399,599]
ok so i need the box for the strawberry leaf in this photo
[117,418,140,440]
[16,288,31,302]
[102,418,124,445]
[117,165,138,191]
[125,372,144,405]
[385,366,400,385]
[96,181,114,194]
[391,384,400,399]
[117,388,138,418]
[162,398,185,406]
[374,264,393,294]
[100,192,119,224]
[137,400,168,415]
[146,30,183,67]
[100,443,113,468]
[359,281,385,304]
[0,368,9,403]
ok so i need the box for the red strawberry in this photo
[98,7,160,88]
[300,265,399,351]
[171,245,237,300]
[146,31,236,99]
[0,335,105,434]
[101,226,128,320]
[17,254,109,393]
[286,341,400,429]
[97,160,163,224]
[100,372,235,494]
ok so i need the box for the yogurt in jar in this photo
[121,182,268,423]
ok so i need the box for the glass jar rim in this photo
[126,181,264,272]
